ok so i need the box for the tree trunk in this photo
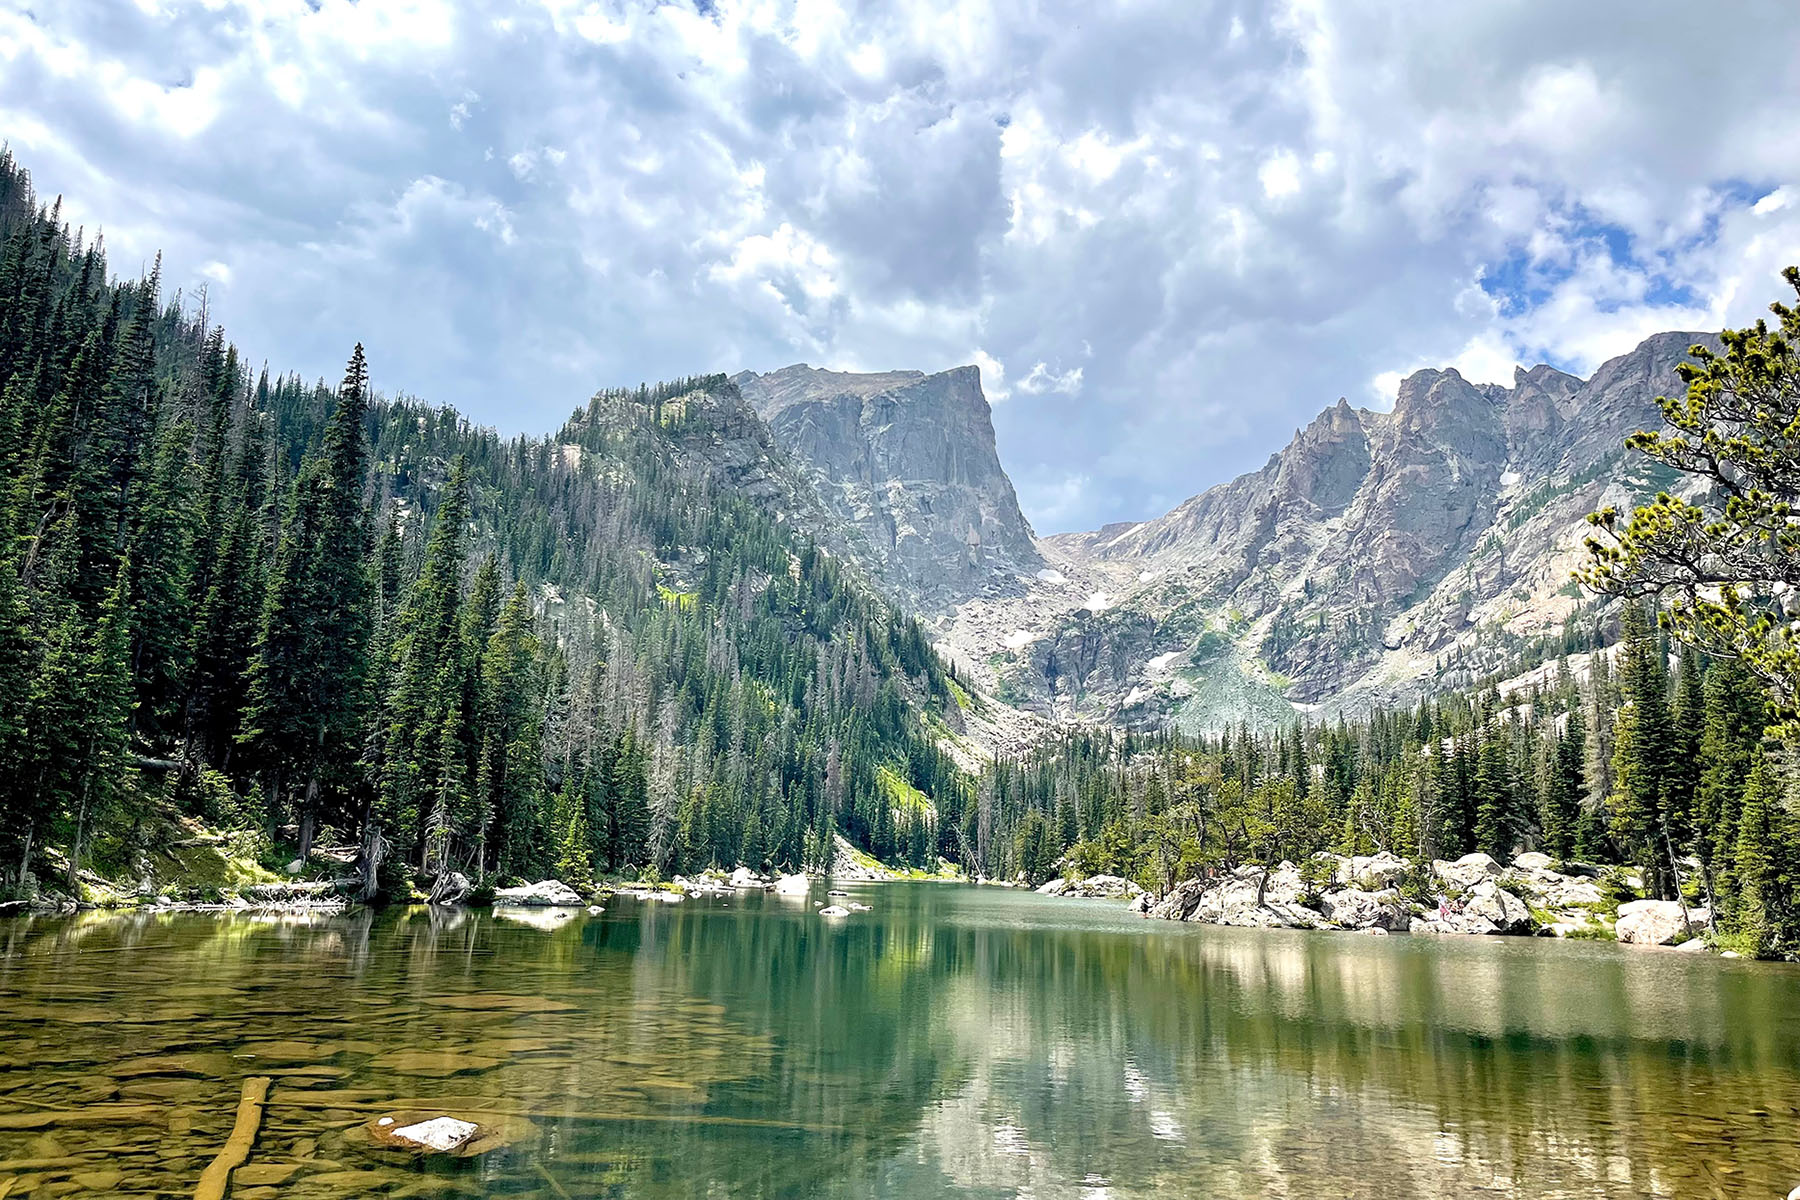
[297,808,316,868]
[68,778,91,895]
[14,822,33,893]
[1664,825,1694,935]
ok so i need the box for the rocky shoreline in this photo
[1120,850,1724,950]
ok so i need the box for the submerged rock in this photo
[493,880,584,907]
[364,1110,536,1157]
[819,905,850,917]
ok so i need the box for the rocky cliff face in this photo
[733,364,1041,612]
[942,331,1719,729]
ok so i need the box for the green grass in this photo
[877,766,934,816]
[656,585,697,611]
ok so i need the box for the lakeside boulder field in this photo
[1098,850,1716,946]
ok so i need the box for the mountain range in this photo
[720,330,1716,738]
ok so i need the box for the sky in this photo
[4,1,1800,533]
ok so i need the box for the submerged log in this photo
[193,1076,271,1200]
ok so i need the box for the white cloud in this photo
[971,349,1009,402]
[1015,362,1083,395]
[4,0,1797,535]
[1258,150,1302,200]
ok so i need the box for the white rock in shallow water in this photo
[494,879,584,907]
[586,905,604,915]
[774,873,810,895]
[819,905,850,917]
[391,1116,479,1152]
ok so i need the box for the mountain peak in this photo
[733,363,1039,611]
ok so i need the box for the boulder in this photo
[430,872,471,906]
[1534,876,1605,907]
[819,905,850,917]
[1326,851,1410,890]
[773,873,810,896]
[1040,874,1147,900]
[1615,900,1709,946]
[493,879,584,907]
[1147,863,1327,930]
[1463,880,1534,934]
[1432,853,1503,890]
[1412,882,1534,935]
[1512,852,1555,872]
[1128,892,1152,915]
[729,866,761,888]
[1318,887,1411,931]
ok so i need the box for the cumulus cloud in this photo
[3,0,1798,532]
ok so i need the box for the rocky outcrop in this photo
[1318,886,1412,931]
[965,329,1725,728]
[1147,863,1330,930]
[1412,880,1535,935]
[734,364,1041,611]
[1035,874,1147,900]
[494,880,584,907]
[1432,852,1504,890]
[1142,852,1570,937]
[1616,899,1710,946]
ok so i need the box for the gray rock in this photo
[1039,874,1146,900]
[1318,887,1411,931]
[1412,881,1534,936]
[1329,851,1410,890]
[734,364,1041,612]
[494,879,584,907]
[1147,863,1328,930]
[1432,853,1504,890]
[1511,852,1555,871]
[959,331,1720,727]
[1463,880,1535,934]
[1615,900,1709,946]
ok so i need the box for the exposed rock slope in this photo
[733,364,1042,612]
[947,331,1719,729]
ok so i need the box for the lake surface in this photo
[2,881,1798,1199]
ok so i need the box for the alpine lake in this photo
[2,881,1798,1199]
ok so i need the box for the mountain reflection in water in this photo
[2,882,1796,1198]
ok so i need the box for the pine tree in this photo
[238,346,373,864]
[1732,754,1798,956]
[1609,602,1675,895]
[475,581,543,879]
[64,559,135,893]
[381,455,472,867]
